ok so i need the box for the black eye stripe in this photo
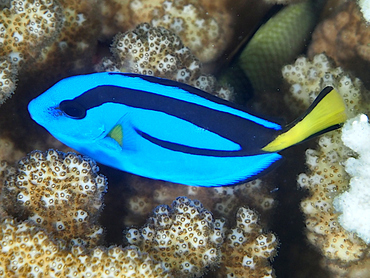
[59,100,86,119]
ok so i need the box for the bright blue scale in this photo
[28,72,282,187]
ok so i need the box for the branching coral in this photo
[298,138,366,263]
[0,57,17,103]
[0,134,23,165]
[358,0,370,22]
[333,114,370,244]
[20,0,102,79]
[4,1,368,276]
[100,0,232,62]
[0,0,62,66]
[217,207,278,278]
[126,196,278,278]
[0,218,172,277]
[0,180,277,278]
[124,176,275,229]
[0,0,61,103]
[98,22,234,101]
[0,0,101,103]
[283,53,370,273]
[0,151,176,277]
[148,0,230,63]
[2,149,107,248]
[308,1,370,88]
[100,23,201,81]
[282,53,365,113]
[126,196,223,277]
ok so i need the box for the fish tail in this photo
[262,86,347,152]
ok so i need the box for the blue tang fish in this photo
[28,72,347,187]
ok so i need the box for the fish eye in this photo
[59,100,86,119]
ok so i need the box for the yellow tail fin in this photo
[262,87,347,153]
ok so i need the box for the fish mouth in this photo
[28,97,61,126]
[28,98,40,122]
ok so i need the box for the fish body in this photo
[28,72,347,187]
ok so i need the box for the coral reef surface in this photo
[123,176,275,229]
[309,1,370,88]
[284,53,370,276]
[0,0,101,104]
[358,0,370,22]
[1,0,370,277]
[0,218,172,277]
[126,196,222,277]
[334,114,370,244]
[0,0,62,66]
[97,23,234,101]
[0,156,278,278]
[217,207,278,277]
[127,196,278,278]
[0,0,62,103]
[100,0,233,62]
[2,150,107,248]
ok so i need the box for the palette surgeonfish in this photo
[28,72,347,187]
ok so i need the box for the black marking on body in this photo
[60,74,281,156]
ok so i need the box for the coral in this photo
[217,207,278,278]
[0,161,13,219]
[100,23,201,81]
[0,218,172,277]
[358,0,370,22]
[0,57,17,104]
[5,0,370,275]
[0,218,62,277]
[20,0,101,79]
[282,53,365,113]
[0,196,277,277]
[283,54,370,273]
[308,1,370,88]
[0,150,277,277]
[126,196,223,277]
[0,0,62,66]
[212,179,275,217]
[0,0,61,102]
[0,134,23,165]
[0,0,101,103]
[100,0,232,62]
[237,1,321,91]
[148,0,230,63]
[298,138,366,263]
[333,114,370,244]
[127,196,278,278]
[2,149,107,248]
[98,22,234,101]
[123,175,275,229]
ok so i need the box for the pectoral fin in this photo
[107,124,123,147]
